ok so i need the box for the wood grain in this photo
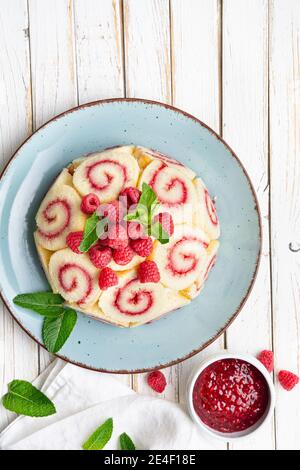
[0,0,38,431]
[269,0,300,450]
[171,0,226,450]
[123,0,178,401]
[222,0,275,450]
[74,0,129,385]
[74,0,124,103]
[28,0,78,371]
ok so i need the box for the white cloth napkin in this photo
[0,360,205,450]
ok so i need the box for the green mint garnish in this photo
[13,292,65,317]
[124,183,170,244]
[96,217,108,239]
[150,222,169,244]
[79,212,100,252]
[2,380,56,417]
[13,291,78,353]
[119,432,136,450]
[139,182,159,214]
[42,308,77,354]
[82,418,113,450]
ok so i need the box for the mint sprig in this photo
[82,418,113,450]
[119,432,136,450]
[124,183,169,244]
[13,292,65,317]
[150,222,170,245]
[2,380,56,417]
[79,212,100,252]
[42,308,77,354]
[13,292,77,354]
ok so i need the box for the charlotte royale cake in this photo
[34,146,220,327]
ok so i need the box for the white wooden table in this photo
[0,0,299,450]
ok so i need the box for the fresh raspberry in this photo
[257,350,274,373]
[99,267,118,290]
[89,244,112,268]
[138,260,160,283]
[113,245,135,266]
[278,370,299,391]
[81,193,100,214]
[107,224,129,250]
[66,231,84,254]
[131,236,153,257]
[153,212,174,236]
[127,221,145,240]
[97,201,125,224]
[147,371,167,394]
[119,186,141,208]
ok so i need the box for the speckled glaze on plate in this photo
[0,99,261,373]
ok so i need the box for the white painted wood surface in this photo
[0,0,299,450]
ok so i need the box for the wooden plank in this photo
[269,0,300,450]
[28,0,78,370]
[123,0,178,400]
[171,0,226,450]
[0,0,39,431]
[222,0,274,449]
[74,0,129,386]
[74,0,124,103]
[124,0,171,102]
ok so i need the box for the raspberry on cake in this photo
[99,267,118,290]
[81,193,100,214]
[153,212,174,236]
[130,236,153,257]
[89,244,112,269]
[138,260,160,283]
[112,245,135,266]
[119,186,141,208]
[34,145,220,327]
[66,231,84,254]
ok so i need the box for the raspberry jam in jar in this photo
[192,358,269,433]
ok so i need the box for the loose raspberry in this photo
[257,350,274,373]
[99,267,118,290]
[66,231,84,254]
[89,244,112,268]
[113,245,135,266]
[131,236,153,257]
[278,370,299,391]
[127,221,145,240]
[138,260,160,283]
[147,371,167,394]
[153,212,174,236]
[119,186,141,209]
[97,201,125,224]
[107,224,129,250]
[81,193,100,214]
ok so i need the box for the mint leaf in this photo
[124,211,139,222]
[79,212,100,252]
[124,183,158,227]
[123,183,171,245]
[150,222,169,244]
[42,308,77,353]
[119,432,136,450]
[139,182,158,210]
[96,217,108,238]
[13,292,65,317]
[2,380,56,417]
[82,418,113,450]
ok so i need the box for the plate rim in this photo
[0,97,262,373]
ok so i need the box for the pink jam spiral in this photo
[38,199,71,239]
[58,263,92,304]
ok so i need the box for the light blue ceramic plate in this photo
[0,99,261,373]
